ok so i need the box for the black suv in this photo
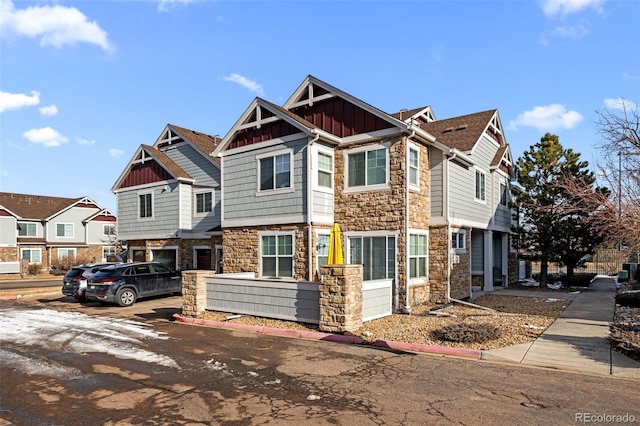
[85,262,182,307]
[62,263,118,301]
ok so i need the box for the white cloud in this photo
[76,137,96,145]
[508,104,584,131]
[39,104,58,116]
[549,23,589,39]
[0,0,114,52]
[0,90,40,113]
[604,98,637,112]
[542,0,605,18]
[22,127,69,147]
[222,73,265,96]
[109,148,124,157]
[157,0,196,12]
[622,71,638,81]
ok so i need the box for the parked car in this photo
[62,263,118,301]
[85,262,182,307]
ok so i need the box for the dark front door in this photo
[196,249,212,270]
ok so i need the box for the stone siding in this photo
[428,226,448,303]
[0,247,18,262]
[450,229,471,299]
[181,270,213,317]
[319,264,363,332]
[124,237,221,270]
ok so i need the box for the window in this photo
[103,224,116,236]
[260,233,294,278]
[21,248,41,263]
[58,248,76,260]
[102,246,116,262]
[317,152,333,189]
[408,146,419,187]
[499,182,508,206]
[475,170,486,201]
[56,223,74,238]
[409,234,427,279]
[349,235,395,281]
[139,193,153,218]
[259,153,291,191]
[347,146,388,188]
[18,222,36,237]
[452,230,466,250]
[316,233,330,275]
[195,191,213,214]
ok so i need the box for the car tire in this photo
[116,288,137,307]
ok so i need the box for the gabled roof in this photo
[155,124,222,166]
[83,208,117,224]
[391,106,436,124]
[111,145,193,191]
[0,192,96,221]
[420,110,502,152]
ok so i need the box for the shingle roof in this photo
[390,106,430,121]
[140,145,193,181]
[167,124,222,165]
[0,192,83,220]
[491,145,508,167]
[420,110,497,152]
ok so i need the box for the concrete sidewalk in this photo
[482,277,640,379]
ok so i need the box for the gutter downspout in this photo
[402,131,415,314]
[307,131,320,282]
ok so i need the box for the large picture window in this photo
[261,233,294,278]
[139,193,153,218]
[409,233,427,279]
[195,191,213,214]
[347,146,388,188]
[348,235,395,281]
[56,223,74,238]
[259,153,291,191]
[18,222,37,237]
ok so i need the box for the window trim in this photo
[58,248,77,261]
[102,245,116,262]
[343,142,391,193]
[475,168,486,203]
[258,230,296,279]
[103,224,116,237]
[344,231,397,282]
[138,191,154,220]
[18,222,37,237]
[408,231,428,281]
[20,248,42,264]
[499,181,508,207]
[408,143,420,190]
[256,149,294,195]
[313,146,334,194]
[315,231,331,277]
[194,190,214,216]
[451,229,467,252]
[56,223,74,238]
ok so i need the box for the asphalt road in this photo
[1,293,639,425]
[0,278,61,291]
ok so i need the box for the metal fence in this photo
[531,249,635,276]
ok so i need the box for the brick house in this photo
[212,75,517,312]
[112,124,223,271]
[0,192,117,272]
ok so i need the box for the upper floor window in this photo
[452,230,466,251]
[408,145,419,188]
[56,223,74,238]
[260,233,294,278]
[139,193,153,219]
[409,233,427,279]
[317,152,333,189]
[103,224,116,236]
[499,182,508,206]
[195,191,213,214]
[258,151,291,191]
[18,222,37,237]
[346,144,389,190]
[475,170,486,201]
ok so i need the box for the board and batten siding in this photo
[223,138,308,223]
[47,206,100,243]
[116,184,180,239]
[428,147,445,217]
[0,216,17,245]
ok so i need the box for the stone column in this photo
[181,270,214,317]
[319,264,363,333]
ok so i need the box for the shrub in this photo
[27,263,42,275]
[433,323,501,343]
[50,254,93,272]
[615,290,640,308]
[560,273,596,288]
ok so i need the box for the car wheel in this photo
[116,288,137,307]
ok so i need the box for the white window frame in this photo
[138,191,154,220]
[408,143,420,190]
[256,149,294,195]
[345,231,397,282]
[343,142,391,193]
[409,231,428,281]
[21,248,41,264]
[452,229,466,252]
[194,190,214,215]
[103,224,116,236]
[315,231,331,276]
[258,231,295,279]
[102,246,116,262]
[475,169,486,202]
[56,223,74,238]
[314,146,334,193]
[499,181,508,207]
[58,248,77,260]
[18,222,37,237]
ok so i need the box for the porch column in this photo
[181,270,214,317]
[483,230,494,291]
[319,264,363,333]
[501,233,509,287]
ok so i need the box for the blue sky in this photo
[1,0,638,213]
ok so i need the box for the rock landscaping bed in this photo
[198,294,571,351]
[611,281,640,362]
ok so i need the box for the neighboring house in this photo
[0,192,117,271]
[212,75,516,312]
[112,124,223,271]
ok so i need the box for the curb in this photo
[173,314,482,359]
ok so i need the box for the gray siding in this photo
[117,184,180,239]
[0,216,17,245]
[312,190,333,217]
[47,206,100,243]
[179,184,192,230]
[164,143,220,188]
[223,138,308,222]
[205,276,320,324]
[429,147,444,217]
[362,282,392,321]
[86,221,113,245]
[471,229,484,271]
[493,174,512,229]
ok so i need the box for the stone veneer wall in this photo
[450,229,471,299]
[181,270,213,317]
[428,226,448,303]
[0,247,18,262]
[126,237,221,270]
[319,264,363,332]
[223,224,309,280]
[508,251,519,286]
